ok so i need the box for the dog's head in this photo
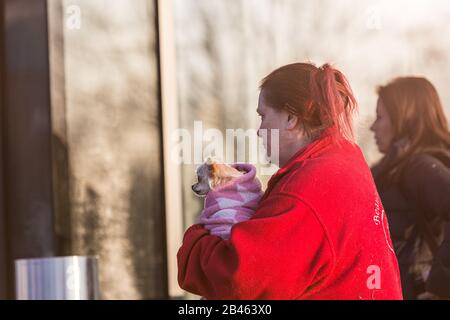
[192,157,243,196]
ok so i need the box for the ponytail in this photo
[309,64,358,142]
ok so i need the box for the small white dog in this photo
[192,157,263,240]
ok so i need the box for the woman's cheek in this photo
[381,121,394,146]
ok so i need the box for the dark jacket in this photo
[372,149,450,299]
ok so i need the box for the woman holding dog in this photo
[370,77,450,300]
[177,62,403,299]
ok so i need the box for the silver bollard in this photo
[15,256,100,300]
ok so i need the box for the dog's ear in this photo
[205,156,217,175]
[205,156,217,165]
[208,163,218,176]
[208,164,225,190]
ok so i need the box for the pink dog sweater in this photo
[197,163,263,240]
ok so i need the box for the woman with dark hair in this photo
[177,62,402,299]
[371,76,450,299]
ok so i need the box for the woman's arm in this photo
[426,223,450,298]
[401,153,450,220]
[401,154,450,298]
[177,193,334,299]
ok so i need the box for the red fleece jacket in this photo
[177,133,403,300]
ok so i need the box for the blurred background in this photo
[0,0,449,299]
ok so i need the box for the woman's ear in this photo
[286,113,299,130]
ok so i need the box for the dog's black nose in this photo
[191,185,196,191]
